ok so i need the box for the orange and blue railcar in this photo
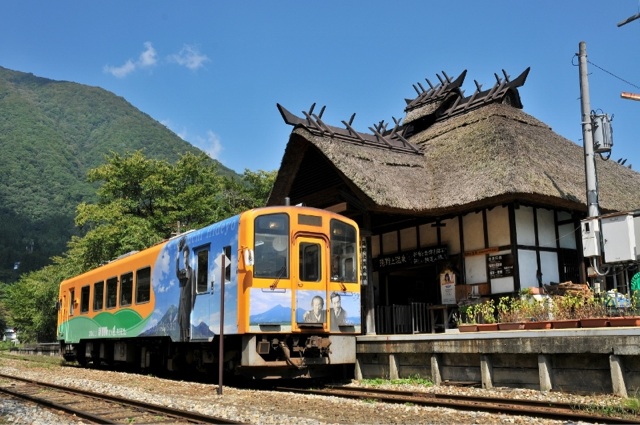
[57,205,361,379]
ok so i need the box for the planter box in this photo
[579,318,609,328]
[476,323,499,331]
[608,316,640,327]
[498,322,525,330]
[551,319,580,329]
[457,324,478,332]
[523,321,552,330]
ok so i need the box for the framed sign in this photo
[439,269,456,304]
[374,246,448,271]
[487,254,514,279]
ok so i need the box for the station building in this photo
[268,68,640,336]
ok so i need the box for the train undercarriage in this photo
[59,333,356,380]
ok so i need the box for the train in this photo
[57,205,361,379]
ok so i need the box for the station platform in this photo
[355,327,640,396]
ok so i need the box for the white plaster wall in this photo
[540,250,560,284]
[487,206,510,247]
[538,208,557,248]
[419,223,438,247]
[464,254,487,284]
[440,217,460,254]
[516,206,535,245]
[463,212,485,251]
[518,249,538,288]
[490,276,514,293]
[400,227,417,251]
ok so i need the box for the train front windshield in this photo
[254,213,290,279]
[330,219,358,283]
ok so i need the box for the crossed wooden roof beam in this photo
[277,103,422,155]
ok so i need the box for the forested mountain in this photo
[0,66,237,282]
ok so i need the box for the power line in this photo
[587,59,640,90]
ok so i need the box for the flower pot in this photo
[579,318,609,328]
[551,319,580,329]
[498,322,525,330]
[524,321,552,330]
[476,323,499,331]
[608,316,640,327]
[457,324,478,332]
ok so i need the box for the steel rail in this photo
[275,385,638,424]
[0,372,241,424]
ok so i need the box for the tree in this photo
[3,264,63,342]
[2,150,276,342]
[221,169,277,214]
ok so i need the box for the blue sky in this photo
[2,1,640,176]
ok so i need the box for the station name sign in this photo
[374,245,448,271]
[487,253,514,279]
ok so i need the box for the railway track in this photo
[0,372,241,424]
[275,385,639,424]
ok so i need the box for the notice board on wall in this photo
[487,254,514,280]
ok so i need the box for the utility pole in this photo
[578,41,600,218]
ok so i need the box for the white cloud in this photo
[103,60,136,78]
[104,42,157,78]
[168,44,210,70]
[196,130,223,159]
[160,120,221,159]
[138,42,157,68]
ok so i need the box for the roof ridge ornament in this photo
[276,103,422,155]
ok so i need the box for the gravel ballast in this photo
[0,355,633,424]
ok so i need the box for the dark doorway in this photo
[383,265,440,305]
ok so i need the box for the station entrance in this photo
[376,264,455,334]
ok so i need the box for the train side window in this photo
[93,281,104,311]
[136,267,151,303]
[69,289,75,316]
[106,277,117,309]
[80,285,90,314]
[196,250,209,294]
[120,272,133,306]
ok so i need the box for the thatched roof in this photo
[270,75,640,218]
[270,102,640,217]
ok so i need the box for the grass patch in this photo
[623,393,640,414]
[359,375,433,387]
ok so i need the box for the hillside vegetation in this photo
[0,66,238,281]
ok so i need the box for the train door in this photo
[294,235,328,330]
[61,288,75,341]
[192,246,212,340]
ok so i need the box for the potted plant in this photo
[577,295,609,328]
[609,291,640,327]
[455,304,478,332]
[497,296,525,330]
[519,289,552,329]
[475,299,498,331]
[550,293,581,328]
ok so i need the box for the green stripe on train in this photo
[58,309,150,343]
